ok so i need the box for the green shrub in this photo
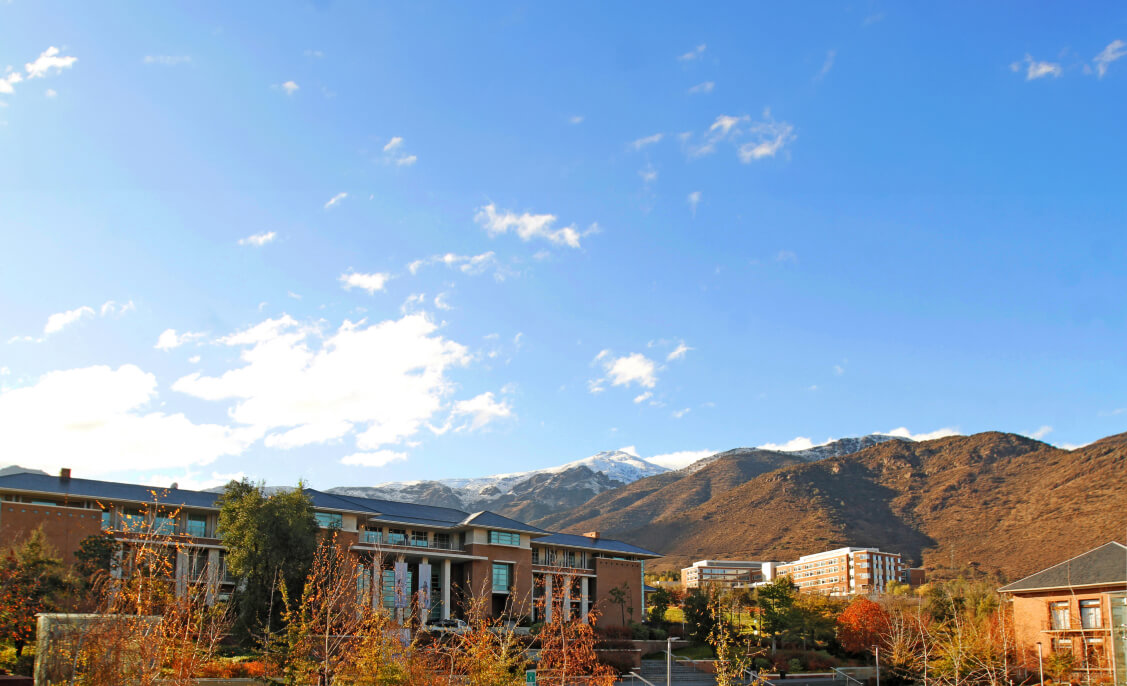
[629,622,649,640]
[650,627,668,640]
[788,658,803,673]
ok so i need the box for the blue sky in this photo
[1,2,1125,490]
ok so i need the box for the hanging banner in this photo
[394,561,409,609]
[418,562,432,623]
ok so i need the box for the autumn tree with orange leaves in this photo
[836,596,890,654]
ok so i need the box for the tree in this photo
[647,587,674,625]
[836,597,890,654]
[757,576,798,651]
[790,592,843,651]
[607,583,629,626]
[0,528,66,657]
[682,588,718,645]
[216,479,319,644]
[74,531,117,589]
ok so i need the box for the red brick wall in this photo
[463,543,533,617]
[1009,587,1119,660]
[0,503,104,565]
[593,558,643,627]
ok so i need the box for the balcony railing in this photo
[358,531,462,552]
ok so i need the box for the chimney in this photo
[60,468,71,482]
[170,482,179,490]
[583,531,600,540]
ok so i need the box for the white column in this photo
[442,559,452,620]
[563,575,572,621]
[580,577,589,623]
[544,573,553,623]
[175,550,189,598]
[206,549,220,605]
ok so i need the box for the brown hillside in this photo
[532,449,804,533]
[551,431,1127,582]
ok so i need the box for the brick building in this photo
[680,559,778,590]
[776,547,907,595]
[0,469,658,627]
[1000,541,1127,686]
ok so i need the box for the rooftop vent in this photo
[59,468,71,482]
[171,482,179,490]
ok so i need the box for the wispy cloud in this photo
[100,300,135,317]
[590,350,658,393]
[155,329,206,351]
[688,81,715,94]
[303,49,324,59]
[143,55,191,66]
[1094,39,1126,78]
[569,115,584,125]
[639,164,658,185]
[0,46,76,99]
[339,271,392,294]
[672,407,691,419]
[280,80,299,95]
[44,306,94,335]
[381,136,418,166]
[238,231,276,247]
[408,251,504,279]
[630,133,664,151]
[775,249,798,264]
[816,50,836,80]
[1011,54,1062,80]
[884,426,960,441]
[685,110,796,162]
[687,191,702,216]
[1028,425,1053,440]
[475,203,596,249]
[324,192,348,210]
[678,44,707,62]
[666,341,692,361]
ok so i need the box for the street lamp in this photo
[872,644,880,686]
[1036,642,1044,686]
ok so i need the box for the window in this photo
[188,551,208,580]
[566,551,577,567]
[387,529,408,546]
[1051,601,1071,630]
[151,515,176,536]
[315,512,342,529]
[1053,637,1073,655]
[1084,638,1105,667]
[492,563,512,593]
[1080,599,1102,629]
[186,514,208,538]
[433,533,451,549]
[101,509,114,530]
[489,530,520,546]
[361,530,382,544]
[411,531,429,547]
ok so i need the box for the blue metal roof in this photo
[0,472,219,509]
[461,511,548,535]
[535,532,661,558]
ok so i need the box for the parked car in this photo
[427,618,469,633]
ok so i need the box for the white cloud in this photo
[451,391,512,431]
[384,137,404,152]
[324,192,348,210]
[100,300,136,317]
[686,110,795,162]
[474,203,592,249]
[341,450,408,468]
[173,314,484,457]
[645,448,715,470]
[143,55,191,66]
[678,44,707,61]
[0,71,23,95]
[759,436,821,452]
[395,155,417,166]
[633,391,653,404]
[1011,55,1062,81]
[1029,425,1053,440]
[44,306,94,335]
[433,293,452,311]
[639,165,658,184]
[304,49,324,59]
[188,355,201,364]
[666,341,692,361]
[687,191,701,216]
[143,469,245,491]
[569,115,584,124]
[817,50,836,79]
[25,47,77,79]
[775,250,798,263]
[630,133,664,151]
[1094,39,1126,78]
[280,80,299,95]
[594,351,658,390]
[238,231,276,247]
[688,81,715,94]
[884,426,961,442]
[672,408,691,419]
[380,137,417,166]
[155,328,206,351]
[738,117,797,162]
[44,88,56,98]
[339,271,392,294]
[833,364,845,376]
[0,364,254,475]
[400,293,426,314]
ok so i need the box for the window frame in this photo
[488,530,521,546]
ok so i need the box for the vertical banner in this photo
[394,561,409,609]
[418,562,432,623]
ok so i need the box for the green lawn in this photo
[672,644,714,660]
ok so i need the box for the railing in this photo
[622,672,658,685]
[833,666,874,685]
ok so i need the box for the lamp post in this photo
[667,635,672,686]
[1036,642,1044,686]
[873,644,880,686]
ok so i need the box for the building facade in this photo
[1000,542,1127,686]
[0,469,658,627]
[775,547,906,595]
[681,560,778,590]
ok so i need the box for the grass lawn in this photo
[672,644,714,660]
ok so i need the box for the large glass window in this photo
[361,529,382,544]
[387,529,408,546]
[1051,601,1071,630]
[411,531,429,547]
[1080,599,1102,629]
[433,533,451,549]
[186,514,208,538]
[492,562,512,593]
[314,512,342,529]
[489,530,520,546]
[101,509,114,531]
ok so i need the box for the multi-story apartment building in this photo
[776,547,906,595]
[1001,541,1127,686]
[681,560,778,590]
[0,469,658,627]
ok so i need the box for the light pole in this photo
[667,635,672,686]
[1036,642,1044,686]
[873,644,880,686]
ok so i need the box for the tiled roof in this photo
[461,511,548,534]
[0,472,219,509]
[999,542,1127,592]
[535,532,661,558]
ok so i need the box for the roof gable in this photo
[1000,541,1127,592]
